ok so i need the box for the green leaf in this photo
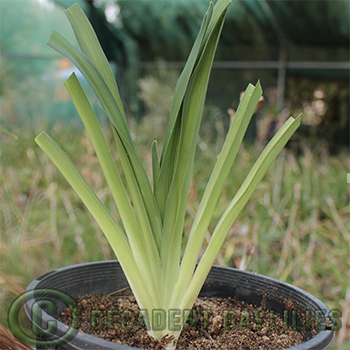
[175,115,301,316]
[160,0,231,308]
[48,31,132,145]
[0,126,18,139]
[38,0,302,342]
[155,3,212,217]
[65,3,126,125]
[170,82,263,308]
[112,127,162,278]
[65,5,163,248]
[151,140,160,193]
[48,22,163,253]
[64,73,162,303]
[34,132,159,314]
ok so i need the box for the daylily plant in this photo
[36,0,300,348]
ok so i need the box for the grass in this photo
[1,118,349,348]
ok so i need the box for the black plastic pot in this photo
[25,261,334,350]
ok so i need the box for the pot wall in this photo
[25,261,334,350]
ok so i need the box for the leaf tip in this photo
[35,131,47,144]
[65,2,82,15]
[64,72,78,87]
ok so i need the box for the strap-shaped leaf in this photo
[64,73,162,302]
[66,4,160,247]
[170,82,263,307]
[34,132,158,313]
[151,140,160,193]
[48,30,163,251]
[112,127,162,275]
[48,32,132,145]
[61,4,163,248]
[155,3,213,216]
[116,130,163,250]
[175,115,301,316]
[160,3,213,164]
[65,4,127,125]
[161,1,231,307]
[37,0,302,342]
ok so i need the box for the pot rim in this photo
[24,260,335,350]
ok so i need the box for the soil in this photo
[58,289,318,350]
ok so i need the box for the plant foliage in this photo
[35,0,300,347]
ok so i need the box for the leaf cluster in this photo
[35,0,299,344]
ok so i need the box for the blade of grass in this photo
[0,127,18,139]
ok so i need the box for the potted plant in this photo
[18,0,334,349]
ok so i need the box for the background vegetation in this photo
[1,0,349,348]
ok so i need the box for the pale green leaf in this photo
[48,31,132,144]
[34,132,158,313]
[170,82,263,308]
[174,115,301,316]
[64,73,162,302]
[151,140,160,193]
[161,1,231,308]
[65,3,126,124]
